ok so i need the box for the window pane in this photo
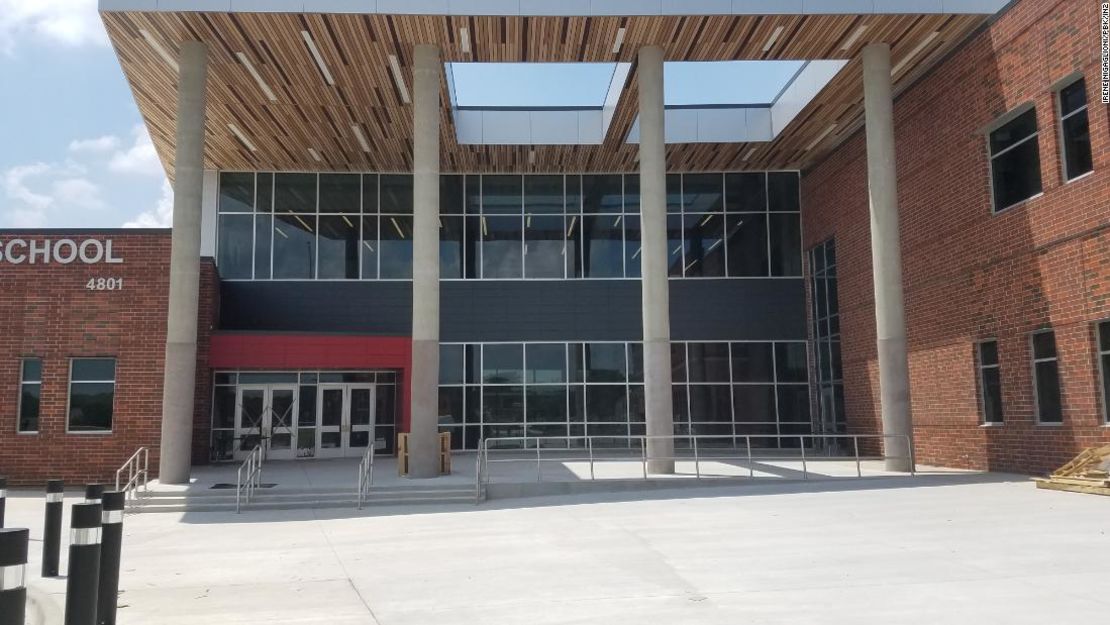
[623,175,640,214]
[22,358,42,382]
[582,174,623,214]
[979,341,998,367]
[1060,79,1087,115]
[733,385,775,422]
[991,138,1043,210]
[585,343,627,382]
[482,175,523,215]
[770,213,802,276]
[212,386,236,429]
[1035,361,1062,422]
[667,214,684,276]
[380,216,413,279]
[299,386,317,426]
[360,217,378,279]
[566,213,582,278]
[524,175,564,214]
[672,385,689,424]
[526,344,566,383]
[524,215,565,279]
[767,172,800,212]
[68,382,114,431]
[688,343,730,383]
[586,385,628,422]
[217,214,254,279]
[465,216,481,279]
[624,215,642,278]
[671,344,687,383]
[72,358,115,381]
[775,343,809,383]
[465,345,481,384]
[564,175,582,213]
[689,385,732,422]
[380,175,413,214]
[777,386,810,423]
[274,173,316,214]
[318,174,360,213]
[219,172,254,212]
[1102,354,1110,423]
[527,387,567,423]
[439,387,464,426]
[990,109,1038,154]
[483,386,524,424]
[1062,109,1092,180]
[982,367,1003,423]
[582,215,624,278]
[682,174,724,213]
[629,385,645,424]
[1101,321,1110,352]
[273,213,317,279]
[441,175,464,214]
[362,174,379,214]
[628,344,644,383]
[726,213,768,277]
[441,215,464,279]
[254,214,272,279]
[317,215,360,279]
[257,173,273,212]
[19,384,40,432]
[440,344,464,385]
[484,344,523,384]
[482,216,523,279]
[1032,331,1056,359]
[725,172,766,212]
[666,175,682,213]
[683,213,725,277]
[731,343,774,382]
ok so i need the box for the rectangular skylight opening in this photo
[447,62,625,109]
[664,60,806,107]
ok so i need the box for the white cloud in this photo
[53,177,105,210]
[69,135,121,154]
[1,161,105,226]
[124,179,174,228]
[0,0,108,54]
[109,125,165,176]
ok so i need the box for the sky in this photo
[0,0,171,229]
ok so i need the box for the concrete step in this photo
[128,487,476,513]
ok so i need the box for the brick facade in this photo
[802,0,1110,474]
[0,231,172,485]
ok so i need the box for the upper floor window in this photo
[18,358,42,433]
[1098,321,1110,424]
[977,340,1003,424]
[68,358,116,433]
[1030,330,1061,424]
[1058,78,1093,181]
[989,107,1043,212]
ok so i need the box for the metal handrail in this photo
[235,444,264,514]
[115,447,149,509]
[356,443,376,510]
[476,433,916,501]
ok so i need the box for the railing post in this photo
[236,466,242,514]
[0,528,28,625]
[588,437,595,481]
[640,438,648,480]
[535,438,542,483]
[693,437,701,479]
[854,436,862,477]
[745,437,754,478]
[908,435,916,477]
[800,436,808,480]
[64,502,102,625]
[42,479,64,577]
[98,491,125,625]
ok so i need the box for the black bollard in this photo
[0,528,29,625]
[0,477,6,528]
[43,478,64,577]
[97,492,125,625]
[64,502,102,625]
[85,484,104,504]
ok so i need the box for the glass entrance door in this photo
[316,384,376,459]
[234,385,299,461]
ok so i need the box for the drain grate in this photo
[210,483,277,489]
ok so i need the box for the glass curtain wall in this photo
[218,171,802,281]
[809,239,845,436]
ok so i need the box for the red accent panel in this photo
[209,334,414,433]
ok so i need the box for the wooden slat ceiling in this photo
[101,11,986,176]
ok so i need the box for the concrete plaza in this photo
[5,473,1109,624]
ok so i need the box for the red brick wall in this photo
[802,0,1110,474]
[191,258,219,466]
[0,231,171,486]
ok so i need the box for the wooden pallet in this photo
[1035,445,1110,496]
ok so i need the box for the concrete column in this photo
[862,43,914,472]
[407,44,442,478]
[158,42,208,484]
[638,46,675,474]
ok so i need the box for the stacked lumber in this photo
[1035,445,1110,496]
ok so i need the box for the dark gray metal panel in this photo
[669,279,807,341]
[219,278,806,342]
[219,282,413,334]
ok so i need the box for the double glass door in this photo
[316,384,376,459]
[234,385,298,461]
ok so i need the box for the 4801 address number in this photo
[86,278,123,291]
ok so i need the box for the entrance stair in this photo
[128,484,475,514]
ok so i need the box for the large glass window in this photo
[977,340,1003,424]
[989,108,1043,212]
[809,239,844,436]
[68,358,115,433]
[18,358,41,433]
[1031,330,1062,424]
[1099,321,1110,424]
[1058,78,1093,182]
